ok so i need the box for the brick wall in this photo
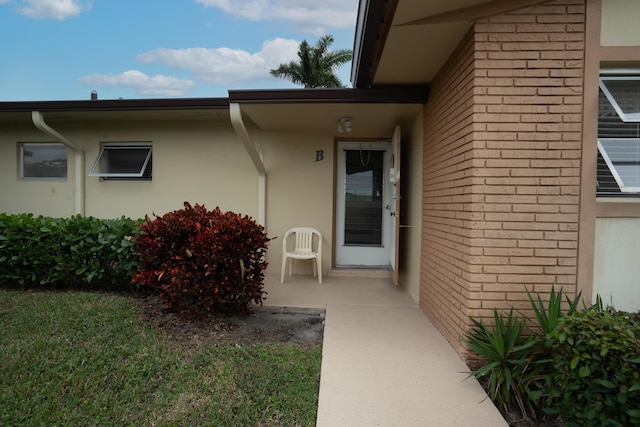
[421,0,585,357]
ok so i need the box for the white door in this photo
[335,140,393,267]
[389,125,401,285]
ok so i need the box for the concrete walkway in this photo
[262,274,508,427]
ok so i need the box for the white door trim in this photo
[335,140,393,268]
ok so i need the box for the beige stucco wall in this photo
[593,218,640,312]
[1,109,422,283]
[0,117,340,277]
[80,120,258,219]
[0,119,259,220]
[577,0,640,308]
[601,0,640,46]
[398,113,423,303]
[257,129,335,277]
[0,123,77,217]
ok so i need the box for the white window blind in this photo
[598,138,640,192]
[599,76,640,122]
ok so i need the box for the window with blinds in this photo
[89,143,153,181]
[600,76,640,122]
[597,75,640,196]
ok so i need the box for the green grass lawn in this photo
[0,290,321,426]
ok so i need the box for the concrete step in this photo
[327,268,392,279]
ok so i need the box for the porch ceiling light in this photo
[338,117,352,133]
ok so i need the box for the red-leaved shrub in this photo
[133,202,271,315]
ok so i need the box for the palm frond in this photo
[269,35,352,88]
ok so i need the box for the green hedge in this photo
[467,287,640,425]
[0,213,139,290]
[546,308,640,426]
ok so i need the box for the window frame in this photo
[597,70,640,197]
[597,138,640,193]
[19,142,68,181]
[599,75,640,122]
[89,143,153,180]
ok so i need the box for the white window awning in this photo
[89,144,152,178]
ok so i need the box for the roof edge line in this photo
[229,87,427,104]
[0,98,230,113]
[351,0,399,89]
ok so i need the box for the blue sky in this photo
[0,0,358,101]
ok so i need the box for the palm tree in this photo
[270,35,353,88]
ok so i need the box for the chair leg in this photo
[317,256,322,284]
[312,259,317,278]
[289,258,293,277]
[281,257,287,283]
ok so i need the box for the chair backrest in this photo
[284,227,322,255]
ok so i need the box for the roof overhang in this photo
[352,0,548,88]
[0,98,230,124]
[229,87,426,134]
[229,87,427,104]
[0,88,426,135]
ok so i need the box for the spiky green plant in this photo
[465,309,542,418]
[527,285,582,336]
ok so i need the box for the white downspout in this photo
[229,103,266,226]
[32,111,85,216]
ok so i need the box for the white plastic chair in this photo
[281,227,322,284]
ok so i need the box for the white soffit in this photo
[238,103,422,134]
[371,0,544,86]
[374,23,471,84]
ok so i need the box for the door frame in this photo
[334,139,393,269]
[333,138,395,269]
[332,126,402,284]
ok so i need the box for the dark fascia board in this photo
[229,87,427,104]
[0,97,230,113]
[0,86,428,116]
[351,0,399,89]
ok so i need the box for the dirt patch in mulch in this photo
[134,294,325,349]
[503,411,563,427]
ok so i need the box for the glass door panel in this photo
[344,150,384,246]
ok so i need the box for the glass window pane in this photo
[22,143,67,179]
[600,77,640,122]
[89,145,152,178]
[344,150,384,246]
[101,148,150,174]
[598,138,640,191]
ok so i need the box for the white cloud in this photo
[195,0,356,35]
[136,38,299,86]
[15,0,91,20]
[78,70,196,97]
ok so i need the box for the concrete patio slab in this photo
[262,274,508,427]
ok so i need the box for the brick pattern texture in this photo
[421,0,585,357]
